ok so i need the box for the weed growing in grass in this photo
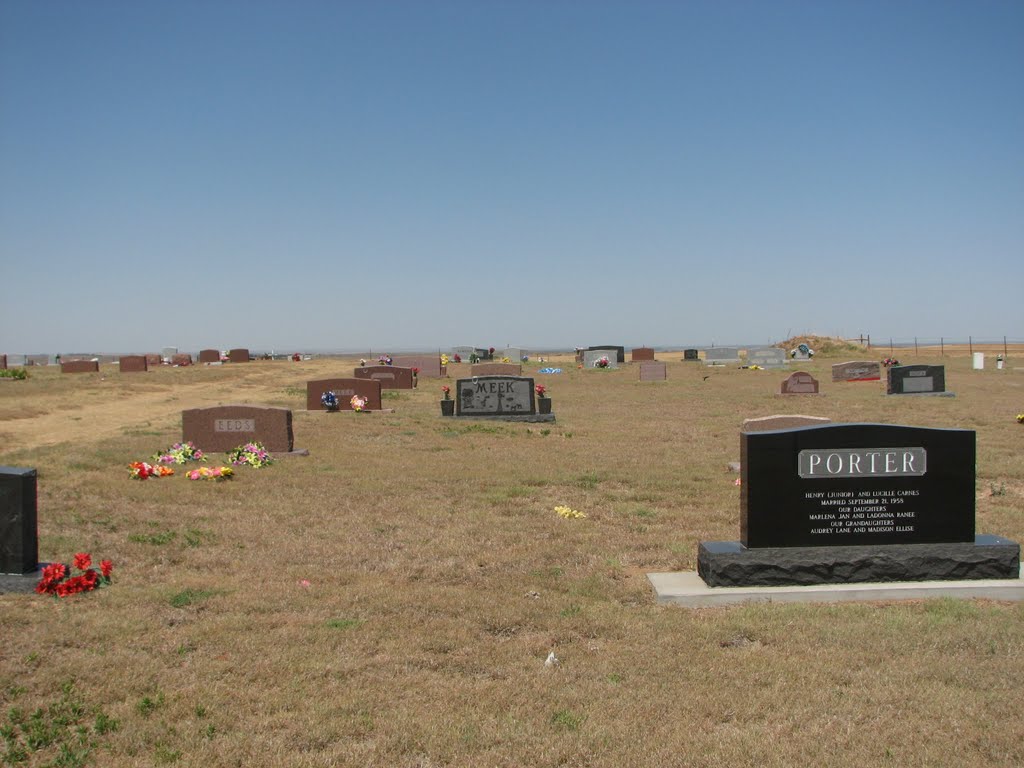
[169,589,217,608]
[325,618,363,630]
[989,482,1006,496]
[550,709,585,731]
[129,529,177,546]
[282,386,305,397]
[574,472,602,489]
[381,390,402,400]
[136,692,164,717]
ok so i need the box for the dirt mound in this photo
[777,335,867,355]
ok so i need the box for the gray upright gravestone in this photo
[455,376,554,422]
[0,467,41,592]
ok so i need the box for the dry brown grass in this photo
[1,353,1022,767]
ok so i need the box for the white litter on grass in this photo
[544,651,560,668]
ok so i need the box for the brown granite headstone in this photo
[0,355,6,370]
[779,371,820,395]
[306,378,383,411]
[392,355,445,378]
[146,354,163,367]
[631,347,656,362]
[181,405,293,452]
[832,360,881,383]
[354,365,415,389]
[638,361,667,381]
[171,354,193,366]
[198,349,220,363]
[470,362,522,377]
[741,414,831,432]
[119,355,148,373]
[60,360,99,374]
[229,349,251,363]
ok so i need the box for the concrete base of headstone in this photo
[317,409,395,415]
[0,564,47,594]
[885,392,956,398]
[696,535,1020,588]
[452,413,555,423]
[647,566,1024,607]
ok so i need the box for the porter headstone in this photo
[181,405,294,453]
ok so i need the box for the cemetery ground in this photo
[1,350,1023,768]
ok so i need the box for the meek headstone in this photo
[631,347,656,362]
[583,349,619,369]
[354,365,415,390]
[683,349,700,361]
[746,347,787,368]
[61,360,99,374]
[392,355,445,378]
[697,423,1020,587]
[0,467,38,575]
[229,348,251,363]
[471,362,522,377]
[181,405,294,453]
[832,360,881,382]
[198,349,221,363]
[306,378,383,411]
[704,347,740,365]
[455,375,553,421]
[119,355,148,373]
[779,371,821,395]
[588,346,625,363]
[639,361,667,381]
[887,365,953,397]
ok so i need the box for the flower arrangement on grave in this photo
[36,553,113,597]
[351,395,367,412]
[441,385,451,400]
[359,359,367,367]
[453,354,461,363]
[378,355,392,366]
[187,466,234,481]
[1017,413,1024,424]
[441,354,450,366]
[227,442,273,468]
[500,357,511,364]
[595,356,610,369]
[0,368,28,380]
[469,353,479,364]
[535,384,548,399]
[321,391,340,411]
[129,461,174,480]
[554,505,586,519]
[882,357,901,367]
[152,441,206,465]
[411,367,420,378]
[747,364,763,370]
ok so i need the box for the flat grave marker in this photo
[639,361,667,381]
[182,405,294,453]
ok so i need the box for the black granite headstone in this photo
[587,346,625,363]
[683,349,699,361]
[887,365,947,395]
[0,467,38,575]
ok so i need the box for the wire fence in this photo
[846,336,1023,356]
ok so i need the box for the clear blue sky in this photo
[1,0,1021,353]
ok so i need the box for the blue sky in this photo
[1,0,1021,353]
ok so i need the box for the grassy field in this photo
[1,350,1022,767]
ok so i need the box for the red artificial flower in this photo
[73,552,92,570]
[81,569,99,589]
[101,560,113,578]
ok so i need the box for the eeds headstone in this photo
[119,355,148,373]
[182,405,293,452]
[683,349,700,361]
[392,355,445,378]
[583,349,619,369]
[61,360,99,374]
[306,378,383,411]
[588,345,625,363]
[631,347,656,362]
[704,347,740,365]
[832,360,881,382]
[697,423,1020,587]
[780,371,820,395]
[746,347,787,368]
[456,376,548,420]
[0,467,38,575]
[354,365,415,389]
[887,365,952,396]
[471,362,522,377]
[639,361,667,381]
[229,348,251,363]
[198,349,220,363]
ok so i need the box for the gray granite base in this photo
[0,565,46,594]
[447,414,555,423]
[698,535,1020,587]
[886,392,956,397]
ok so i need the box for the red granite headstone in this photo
[146,354,163,367]
[780,371,820,395]
[631,347,656,362]
[119,355,148,373]
[229,349,251,363]
[470,362,522,377]
[181,405,293,452]
[198,349,220,363]
[638,361,667,381]
[353,365,415,389]
[832,361,881,382]
[171,354,193,366]
[60,360,99,374]
[0,355,6,370]
[306,378,383,411]
[392,355,445,378]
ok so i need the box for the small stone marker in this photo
[887,365,952,396]
[229,348,251,363]
[631,347,656,362]
[198,349,220,363]
[683,348,700,361]
[61,360,99,374]
[182,405,294,452]
[780,371,820,395]
[639,361,667,381]
[704,347,740,365]
[455,375,553,421]
[392,355,445,378]
[588,345,625,363]
[306,378,383,411]
[119,355,148,373]
[741,414,831,432]
[746,347,787,368]
[354,365,415,389]
[832,360,881,382]
[583,349,619,369]
[470,362,522,377]
[0,466,38,575]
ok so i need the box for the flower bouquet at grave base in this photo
[535,384,548,399]
[595,356,610,368]
[441,354,450,366]
[129,461,174,480]
[1017,413,1024,424]
[187,466,234,481]
[441,385,451,400]
[36,553,113,597]
[468,353,479,364]
[453,354,461,363]
[321,390,340,411]
[882,357,901,367]
[227,442,274,468]
[351,395,368,412]
[378,355,392,366]
[152,441,206,465]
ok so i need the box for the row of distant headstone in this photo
[7,348,255,373]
